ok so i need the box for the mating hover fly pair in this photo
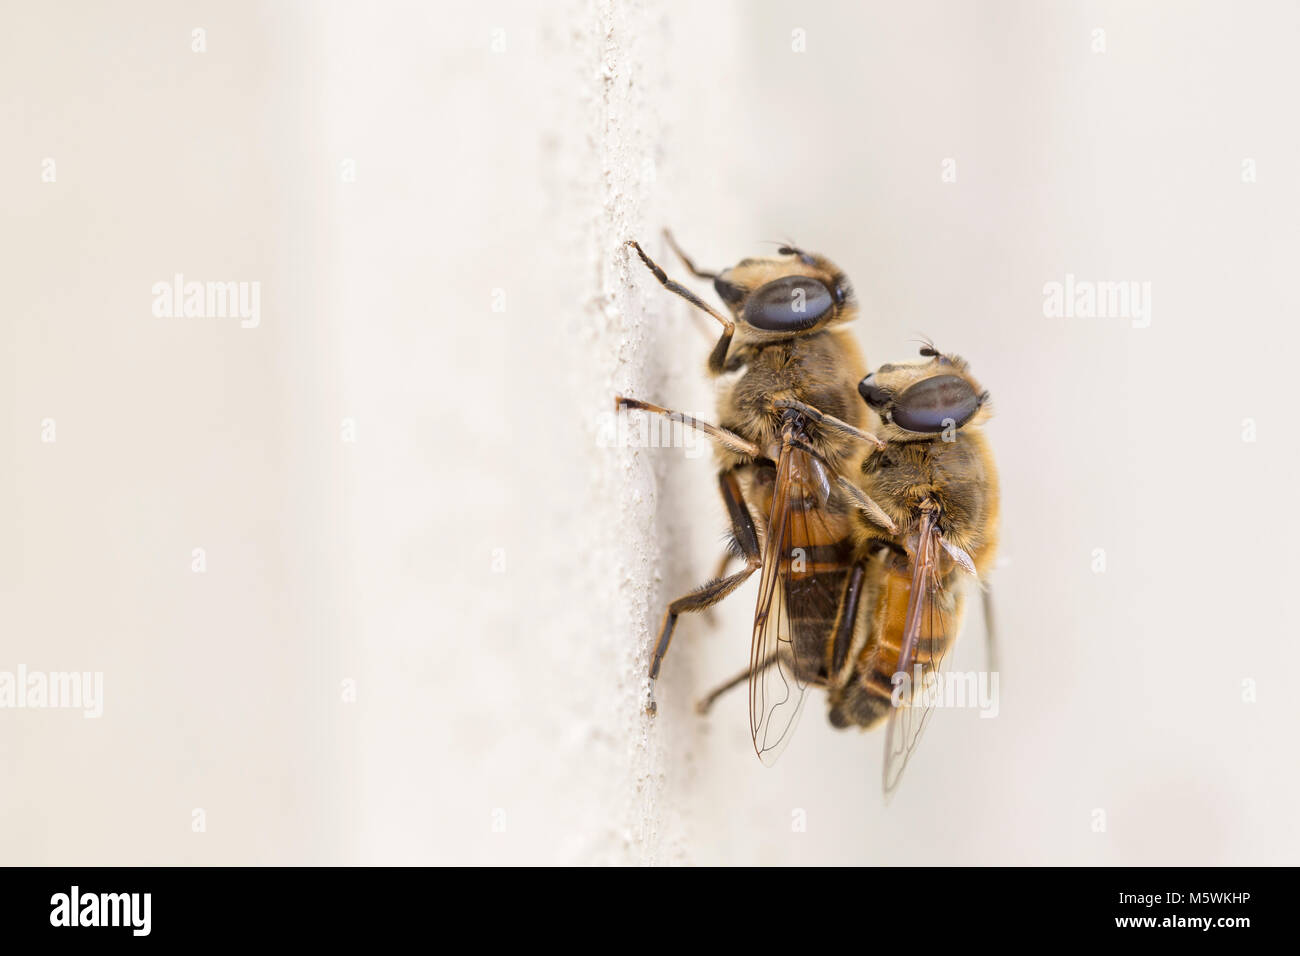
[616,234,999,794]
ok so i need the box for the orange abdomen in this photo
[830,551,965,728]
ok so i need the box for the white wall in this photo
[2,0,1297,865]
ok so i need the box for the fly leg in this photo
[695,652,778,715]
[772,399,896,533]
[784,433,898,535]
[613,396,761,459]
[772,398,886,449]
[981,584,999,676]
[626,239,736,374]
[662,229,718,279]
[645,470,762,716]
[699,549,735,626]
[655,229,724,344]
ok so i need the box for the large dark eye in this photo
[892,374,982,433]
[858,373,889,408]
[742,276,833,331]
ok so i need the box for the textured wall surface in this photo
[3,1,1299,865]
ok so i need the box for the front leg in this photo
[626,240,736,375]
[772,398,885,449]
[775,399,898,535]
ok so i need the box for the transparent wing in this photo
[749,440,847,765]
[881,509,964,796]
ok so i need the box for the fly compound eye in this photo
[858,373,889,408]
[892,374,982,433]
[742,276,833,331]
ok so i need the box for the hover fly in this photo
[822,346,1000,793]
[615,236,997,793]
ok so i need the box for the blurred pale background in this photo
[2,1,1296,865]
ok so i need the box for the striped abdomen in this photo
[749,460,856,684]
[828,548,966,729]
